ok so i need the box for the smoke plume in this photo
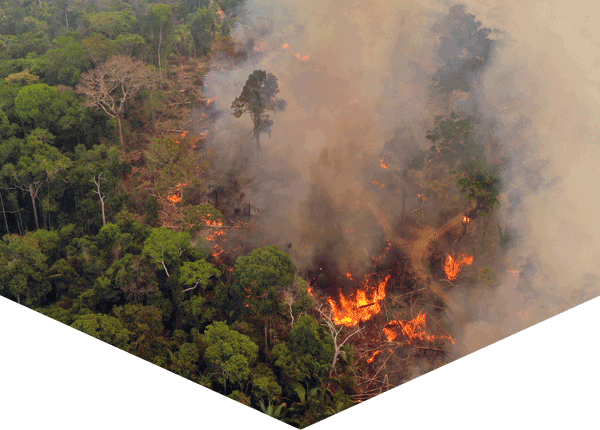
[201,0,600,357]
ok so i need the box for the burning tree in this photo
[76,54,157,152]
[144,132,211,205]
[231,70,286,164]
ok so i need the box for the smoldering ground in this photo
[199,0,600,359]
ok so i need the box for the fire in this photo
[326,274,391,327]
[380,159,388,169]
[295,52,309,61]
[383,312,454,345]
[167,183,188,203]
[349,99,358,104]
[346,272,353,280]
[206,97,218,106]
[308,287,314,297]
[282,43,290,49]
[463,216,470,223]
[444,254,474,281]
[181,130,188,138]
[166,193,181,203]
[372,181,385,189]
[367,350,381,364]
[417,194,428,201]
[508,270,520,276]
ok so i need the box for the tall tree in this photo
[1,129,72,231]
[76,54,156,152]
[231,70,286,164]
[147,3,174,81]
[234,245,295,353]
[432,5,498,112]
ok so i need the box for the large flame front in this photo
[444,254,474,281]
[327,274,391,327]
[383,312,454,344]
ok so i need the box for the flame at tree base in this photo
[383,312,454,344]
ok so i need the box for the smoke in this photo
[449,0,600,357]
[203,0,448,274]
[201,0,600,356]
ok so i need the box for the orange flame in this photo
[372,181,385,189]
[295,52,309,61]
[167,183,188,203]
[282,43,290,49]
[463,216,470,223]
[346,272,353,280]
[206,97,218,106]
[444,254,474,281]
[508,270,520,276]
[181,130,188,138]
[383,312,454,344]
[367,350,381,364]
[380,159,388,169]
[326,275,391,327]
[417,194,428,201]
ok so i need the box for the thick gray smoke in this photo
[449,0,600,356]
[203,0,446,272]
[201,0,600,357]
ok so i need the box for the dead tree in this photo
[91,173,107,226]
[316,302,365,378]
[76,55,156,153]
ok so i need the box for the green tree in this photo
[234,245,295,352]
[147,3,174,80]
[169,342,202,380]
[142,227,191,278]
[189,5,219,56]
[203,321,259,393]
[30,34,91,86]
[1,129,72,230]
[231,70,286,163]
[456,161,501,215]
[180,259,221,292]
[425,113,484,169]
[14,83,59,129]
[71,313,132,351]
[112,303,170,362]
[0,233,50,305]
[85,9,138,39]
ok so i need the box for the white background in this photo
[1,295,597,430]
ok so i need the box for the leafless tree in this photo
[76,55,156,152]
[91,173,106,226]
[316,302,365,378]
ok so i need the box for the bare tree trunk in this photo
[65,8,69,29]
[92,174,107,226]
[0,192,9,235]
[255,132,260,168]
[161,260,170,278]
[158,26,163,81]
[28,184,40,231]
[116,116,125,153]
